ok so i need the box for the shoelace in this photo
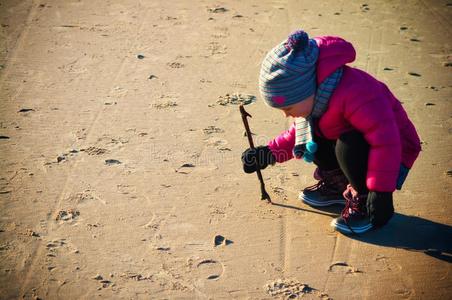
[341,185,367,235]
[341,191,364,220]
[304,179,339,196]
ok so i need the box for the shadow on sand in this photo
[350,213,452,263]
[271,202,451,263]
[271,201,341,218]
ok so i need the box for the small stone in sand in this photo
[137,54,145,59]
[148,74,157,79]
[214,235,233,246]
[156,246,171,251]
[208,7,228,13]
[446,170,452,177]
[18,108,35,113]
[424,102,435,106]
[410,38,421,42]
[26,229,40,237]
[0,136,10,139]
[400,26,408,30]
[57,156,66,163]
[443,62,452,67]
[383,67,394,71]
[100,280,111,287]
[93,274,103,280]
[408,72,421,77]
[105,159,121,165]
[180,163,195,168]
[214,235,225,246]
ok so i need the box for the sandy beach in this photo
[0,0,451,299]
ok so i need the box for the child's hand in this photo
[366,191,394,227]
[241,146,276,173]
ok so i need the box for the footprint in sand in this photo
[375,255,401,272]
[328,261,363,274]
[67,192,93,205]
[65,191,106,206]
[80,146,108,155]
[55,209,80,222]
[216,93,256,106]
[207,41,227,56]
[56,149,80,163]
[167,62,184,68]
[265,279,329,299]
[203,126,224,135]
[175,163,195,174]
[204,137,231,152]
[117,184,137,195]
[152,101,178,109]
[196,259,224,280]
[45,238,75,270]
[46,239,66,250]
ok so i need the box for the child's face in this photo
[280,95,315,118]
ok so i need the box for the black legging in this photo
[313,131,369,194]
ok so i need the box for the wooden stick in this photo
[239,105,272,203]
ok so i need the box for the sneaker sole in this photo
[330,218,373,234]
[299,193,346,207]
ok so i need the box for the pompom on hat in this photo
[259,30,319,108]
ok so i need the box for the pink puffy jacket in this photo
[268,36,421,192]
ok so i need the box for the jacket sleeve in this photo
[267,122,296,163]
[345,97,401,192]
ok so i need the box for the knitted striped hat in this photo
[259,30,319,108]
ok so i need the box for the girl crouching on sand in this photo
[242,30,421,234]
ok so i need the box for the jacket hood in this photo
[314,36,356,83]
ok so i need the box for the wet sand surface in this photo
[0,0,451,299]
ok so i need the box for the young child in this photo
[242,30,421,234]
